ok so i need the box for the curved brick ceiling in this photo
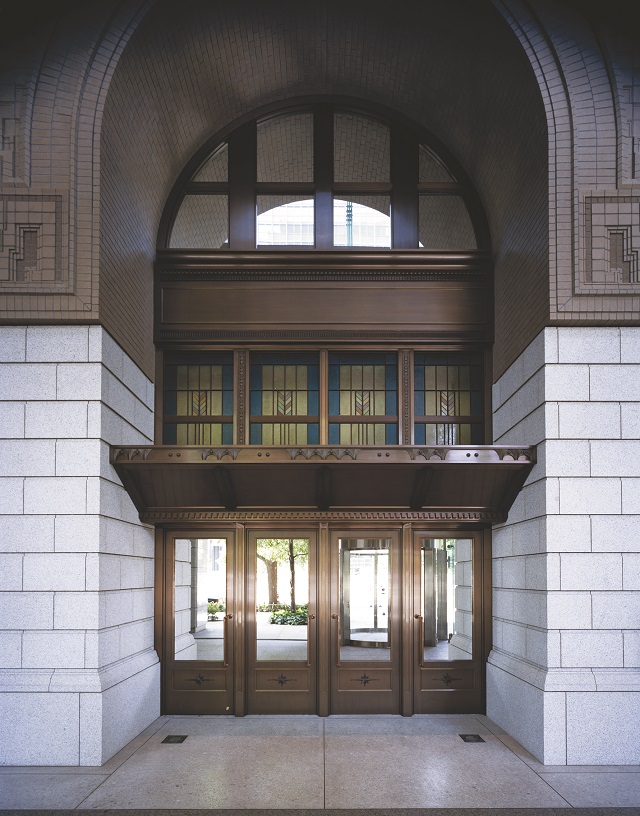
[98,0,549,376]
[101,0,546,248]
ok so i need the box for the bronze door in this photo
[246,530,318,714]
[329,531,402,714]
[163,531,236,714]
[161,525,487,716]
[412,531,487,712]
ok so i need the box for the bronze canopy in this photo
[110,445,535,523]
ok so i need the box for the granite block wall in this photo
[488,326,640,765]
[0,325,159,766]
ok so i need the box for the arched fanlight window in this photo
[163,106,483,251]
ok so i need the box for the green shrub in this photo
[207,601,226,617]
[269,606,308,626]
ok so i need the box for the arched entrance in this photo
[112,102,534,716]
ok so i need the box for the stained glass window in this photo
[164,352,234,445]
[414,352,483,445]
[250,352,320,445]
[328,353,398,445]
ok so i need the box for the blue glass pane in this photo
[386,392,397,415]
[222,424,233,444]
[328,424,340,444]
[250,424,261,444]
[471,423,484,444]
[223,366,233,389]
[386,365,396,390]
[329,390,339,415]
[414,391,424,416]
[470,366,483,389]
[308,391,319,415]
[164,424,177,444]
[414,365,424,390]
[414,424,425,444]
[328,365,339,389]
[250,365,261,389]
[308,424,319,444]
[222,392,233,416]
[250,391,261,415]
[308,365,319,389]
[385,424,398,444]
[470,391,483,416]
[165,392,177,415]
[164,367,177,389]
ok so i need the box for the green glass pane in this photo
[262,392,274,416]
[425,367,436,390]
[274,365,285,390]
[424,393,436,415]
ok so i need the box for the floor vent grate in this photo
[162,735,188,744]
[459,733,485,742]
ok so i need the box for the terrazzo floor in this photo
[1,714,639,810]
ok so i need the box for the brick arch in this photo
[98,0,551,377]
[3,0,627,377]
[490,0,631,367]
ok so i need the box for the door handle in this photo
[331,613,341,667]
[415,614,424,668]
[223,613,232,667]
[307,613,315,667]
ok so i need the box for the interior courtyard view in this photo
[0,0,639,809]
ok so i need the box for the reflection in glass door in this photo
[339,541,390,658]
[420,538,473,662]
[413,534,483,713]
[164,534,235,715]
[174,538,229,662]
[331,533,401,714]
[247,532,317,714]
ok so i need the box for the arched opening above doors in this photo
[159,103,488,252]
[112,98,534,719]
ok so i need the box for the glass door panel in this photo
[330,532,400,714]
[339,539,391,662]
[164,533,235,715]
[413,532,484,714]
[174,538,229,661]
[420,538,473,661]
[255,537,310,662]
[247,531,317,714]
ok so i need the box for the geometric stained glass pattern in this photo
[163,352,234,445]
[328,352,398,445]
[414,352,484,445]
[250,352,320,445]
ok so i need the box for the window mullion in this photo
[391,125,418,248]
[229,122,257,249]
[314,106,333,249]
[319,350,329,444]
